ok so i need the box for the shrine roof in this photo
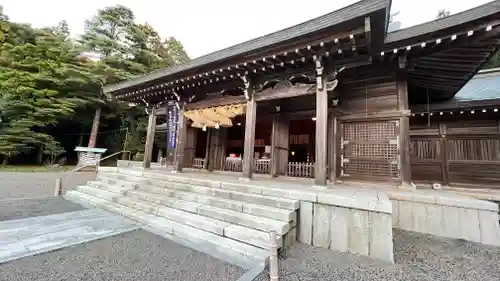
[103,0,391,94]
[411,67,500,112]
[385,1,500,44]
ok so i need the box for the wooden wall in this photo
[410,117,500,188]
[337,75,402,183]
[340,79,398,113]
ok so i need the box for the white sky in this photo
[2,0,493,58]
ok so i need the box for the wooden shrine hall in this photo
[105,0,500,188]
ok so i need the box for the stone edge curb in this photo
[0,225,139,264]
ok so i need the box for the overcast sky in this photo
[2,0,493,58]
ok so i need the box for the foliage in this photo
[483,50,500,69]
[436,9,451,19]
[0,5,190,164]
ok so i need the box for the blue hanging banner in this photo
[166,101,179,150]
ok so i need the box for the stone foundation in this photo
[388,189,500,246]
[298,189,393,263]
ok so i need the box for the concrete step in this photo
[87,181,134,195]
[138,184,296,223]
[97,175,144,188]
[65,191,269,264]
[100,171,299,211]
[126,189,290,235]
[140,178,298,210]
[114,196,282,249]
[77,185,121,202]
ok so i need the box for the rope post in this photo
[269,230,279,281]
[54,177,62,196]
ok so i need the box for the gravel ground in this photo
[0,172,95,199]
[0,197,85,221]
[255,229,500,281]
[0,229,245,281]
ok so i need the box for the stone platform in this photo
[66,164,395,263]
[65,162,500,265]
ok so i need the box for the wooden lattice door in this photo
[340,120,400,181]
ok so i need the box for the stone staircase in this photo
[65,167,299,265]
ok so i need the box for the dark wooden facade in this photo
[410,68,500,188]
[108,0,500,187]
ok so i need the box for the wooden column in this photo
[242,97,257,179]
[143,107,157,169]
[315,58,328,186]
[174,105,187,172]
[439,123,449,185]
[328,113,340,183]
[204,128,211,170]
[157,149,163,163]
[397,64,412,188]
[271,116,289,177]
[184,127,197,167]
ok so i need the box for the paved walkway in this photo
[0,172,95,199]
[0,209,139,264]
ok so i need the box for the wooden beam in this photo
[314,57,328,186]
[143,107,157,169]
[242,82,257,179]
[271,116,289,177]
[174,104,188,172]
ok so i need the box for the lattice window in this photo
[343,121,398,141]
[344,160,399,179]
[341,121,400,180]
[345,143,397,159]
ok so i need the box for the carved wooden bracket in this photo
[241,75,251,100]
[315,57,324,91]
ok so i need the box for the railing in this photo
[192,158,205,169]
[254,159,271,174]
[224,158,243,172]
[55,150,131,196]
[287,162,314,178]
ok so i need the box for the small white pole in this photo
[269,230,279,281]
[55,178,62,196]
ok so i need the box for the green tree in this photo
[0,19,100,164]
[0,6,8,42]
[436,9,450,19]
[79,5,190,156]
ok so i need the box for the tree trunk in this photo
[88,107,101,148]
[36,147,44,165]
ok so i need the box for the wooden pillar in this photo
[143,107,157,169]
[328,113,340,183]
[242,98,257,179]
[204,128,211,170]
[174,105,187,172]
[397,65,412,188]
[439,123,449,185]
[157,148,163,163]
[271,116,289,177]
[315,58,328,186]
[184,127,197,167]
